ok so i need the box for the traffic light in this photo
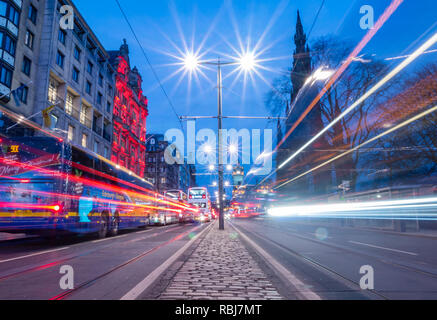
[42,105,56,128]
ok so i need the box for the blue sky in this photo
[74,0,437,189]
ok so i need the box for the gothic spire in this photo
[294,10,307,54]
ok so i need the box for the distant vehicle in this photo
[188,187,212,222]
[164,189,194,223]
[149,193,179,226]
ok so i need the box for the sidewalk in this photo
[159,221,283,300]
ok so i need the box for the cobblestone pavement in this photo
[159,221,283,300]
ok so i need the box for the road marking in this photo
[136,229,154,234]
[349,240,418,256]
[231,224,321,300]
[121,223,214,300]
[91,234,129,244]
[0,247,70,264]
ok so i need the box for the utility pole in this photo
[179,55,283,231]
[217,58,225,230]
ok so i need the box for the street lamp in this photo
[182,51,258,231]
[184,52,200,72]
[238,52,256,72]
[228,144,238,155]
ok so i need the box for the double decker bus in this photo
[0,137,175,238]
[188,187,212,222]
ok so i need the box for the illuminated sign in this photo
[1,145,20,153]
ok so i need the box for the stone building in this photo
[0,0,116,159]
[108,40,148,177]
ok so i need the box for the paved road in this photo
[231,217,437,300]
[0,223,209,300]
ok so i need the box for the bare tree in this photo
[313,36,389,191]
[266,35,390,192]
[370,63,437,185]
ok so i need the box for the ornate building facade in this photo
[108,40,148,177]
[276,11,331,198]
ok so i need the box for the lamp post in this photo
[181,52,259,230]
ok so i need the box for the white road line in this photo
[0,247,70,264]
[136,229,154,234]
[91,234,129,244]
[349,240,418,256]
[231,224,321,300]
[121,223,214,300]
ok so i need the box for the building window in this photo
[56,51,65,68]
[106,101,111,113]
[7,5,19,26]
[104,147,109,159]
[17,83,28,104]
[48,79,58,104]
[80,104,89,126]
[81,133,87,148]
[68,125,75,141]
[98,73,103,86]
[161,178,166,184]
[4,34,16,55]
[28,5,37,24]
[74,46,81,61]
[22,56,32,76]
[72,67,80,82]
[66,92,74,115]
[25,30,34,50]
[108,85,113,96]
[94,141,99,153]
[58,29,66,45]
[86,81,92,94]
[0,65,12,87]
[87,61,93,74]
[97,92,102,105]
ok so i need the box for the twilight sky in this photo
[74,0,436,188]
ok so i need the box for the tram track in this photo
[232,221,399,300]
[261,221,437,279]
[0,224,186,282]
[50,222,212,300]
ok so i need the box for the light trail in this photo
[253,0,405,187]
[0,202,60,212]
[276,0,404,155]
[275,104,437,189]
[0,136,155,196]
[277,31,437,171]
[385,48,437,61]
[0,157,196,212]
[268,197,437,220]
[0,186,184,215]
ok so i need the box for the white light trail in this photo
[275,104,437,189]
[268,197,437,219]
[278,32,437,171]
